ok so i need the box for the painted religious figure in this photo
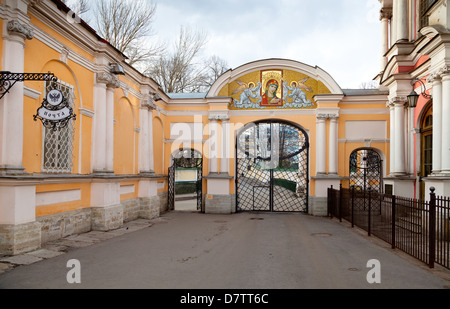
[282,78,313,108]
[230,69,316,109]
[232,81,263,109]
[260,70,283,107]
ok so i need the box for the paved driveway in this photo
[0,211,449,289]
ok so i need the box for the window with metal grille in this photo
[42,80,75,173]
[420,0,439,28]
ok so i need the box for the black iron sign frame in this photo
[0,71,76,131]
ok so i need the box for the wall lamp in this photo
[407,78,432,108]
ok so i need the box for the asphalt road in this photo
[0,211,449,290]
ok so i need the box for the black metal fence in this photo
[328,185,450,270]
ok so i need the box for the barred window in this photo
[42,80,75,173]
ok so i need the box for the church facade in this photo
[0,0,448,256]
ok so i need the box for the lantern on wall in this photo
[407,78,432,108]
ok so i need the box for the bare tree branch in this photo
[94,0,164,66]
[146,26,209,93]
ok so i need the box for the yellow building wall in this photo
[120,181,139,202]
[36,183,91,217]
[114,97,136,175]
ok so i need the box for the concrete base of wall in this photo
[91,204,124,232]
[309,197,328,217]
[0,221,41,256]
[139,196,161,220]
[38,208,91,244]
[205,194,235,214]
[158,192,169,214]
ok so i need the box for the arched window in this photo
[419,103,433,200]
[42,79,75,173]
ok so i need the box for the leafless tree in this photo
[61,0,91,23]
[147,26,209,93]
[197,55,230,91]
[94,0,164,67]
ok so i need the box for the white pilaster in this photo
[139,103,149,173]
[0,20,33,174]
[393,99,406,175]
[220,119,230,174]
[105,86,115,172]
[93,72,119,173]
[329,116,338,175]
[148,104,155,172]
[92,81,107,172]
[209,119,218,174]
[408,105,415,175]
[430,74,442,174]
[389,103,396,175]
[440,68,450,175]
[316,115,327,175]
[396,0,408,42]
[380,8,392,70]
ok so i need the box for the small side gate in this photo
[349,148,382,193]
[168,149,203,212]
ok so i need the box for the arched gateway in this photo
[165,59,389,216]
[236,120,309,212]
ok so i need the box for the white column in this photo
[92,80,107,172]
[380,9,392,71]
[148,106,155,172]
[396,0,408,42]
[329,116,338,175]
[389,103,396,175]
[0,20,33,173]
[105,86,115,172]
[393,99,406,175]
[316,115,327,175]
[139,103,149,173]
[391,1,397,46]
[209,119,218,174]
[408,106,415,175]
[430,74,442,174]
[440,69,450,174]
[220,119,230,174]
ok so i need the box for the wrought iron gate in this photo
[236,121,309,213]
[349,148,382,192]
[168,149,203,212]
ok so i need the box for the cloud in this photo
[152,0,382,89]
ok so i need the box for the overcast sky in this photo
[151,0,382,89]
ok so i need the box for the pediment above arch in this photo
[207,59,342,110]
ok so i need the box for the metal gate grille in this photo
[168,164,175,211]
[349,148,382,193]
[236,121,309,213]
[168,149,203,212]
